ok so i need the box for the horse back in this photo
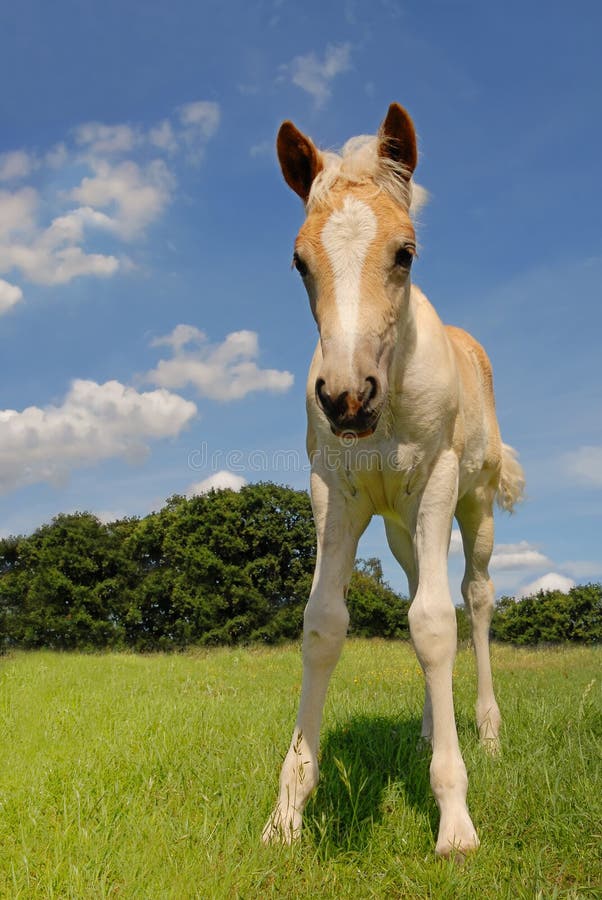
[445,325,503,496]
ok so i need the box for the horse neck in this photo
[388,279,420,393]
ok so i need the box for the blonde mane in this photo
[307,134,428,219]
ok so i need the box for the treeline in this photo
[0,483,410,651]
[0,482,600,650]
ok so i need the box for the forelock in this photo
[307,134,428,220]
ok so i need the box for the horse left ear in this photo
[277,121,323,203]
[378,103,418,176]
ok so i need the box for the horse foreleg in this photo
[408,452,479,858]
[262,471,371,844]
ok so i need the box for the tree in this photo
[347,558,410,639]
[123,483,316,647]
[0,512,137,649]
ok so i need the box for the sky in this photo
[1,0,601,602]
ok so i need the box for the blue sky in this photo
[1,0,601,600]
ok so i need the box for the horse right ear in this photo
[276,121,323,203]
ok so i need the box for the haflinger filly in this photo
[263,103,524,858]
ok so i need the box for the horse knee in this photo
[303,600,349,668]
[408,593,456,666]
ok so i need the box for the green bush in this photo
[492,583,602,645]
[347,558,410,638]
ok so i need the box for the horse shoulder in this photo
[392,287,460,442]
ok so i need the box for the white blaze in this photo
[320,196,377,358]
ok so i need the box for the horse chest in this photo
[336,440,426,517]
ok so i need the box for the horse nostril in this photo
[315,378,329,409]
[364,376,379,404]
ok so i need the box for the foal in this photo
[263,103,524,857]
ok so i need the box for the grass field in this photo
[0,642,600,899]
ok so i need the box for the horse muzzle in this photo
[315,375,382,438]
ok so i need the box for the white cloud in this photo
[517,572,576,598]
[146,325,294,401]
[70,158,174,240]
[24,245,118,285]
[0,279,23,313]
[151,323,206,353]
[73,101,221,162]
[178,101,221,138]
[42,207,116,245]
[0,379,197,494]
[177,101,221,162]
[449,528,463,555]
[559,559,602,579]
[74,122,139,156]
[148,120,178,154]
[449,534,550,572]
[249,141,272,158]
[0,210,119,285]
[565,445,602,487]
[490,540,550,570]
[286,43,352,108]
[0,181,118,288]
[94,509,128,524]
[73,102,221,162]
[0,151,35,182]
[0,99,220,300]
[448,520,600,596]
[188,470,247,495]
[0,187,38,240]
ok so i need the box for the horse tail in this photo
[496,443,525,513]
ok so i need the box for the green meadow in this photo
[0,642,600,899]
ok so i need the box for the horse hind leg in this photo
[456,488,501,751]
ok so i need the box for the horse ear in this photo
[378,103,418,176]
[277,121,323,203]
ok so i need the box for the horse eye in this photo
[293,252,308,278]
[394,246,414,269]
